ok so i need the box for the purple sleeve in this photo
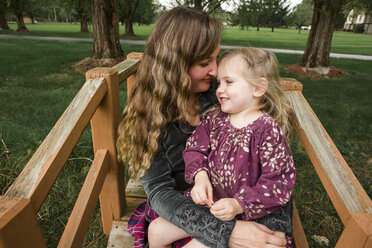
[183,117,212,184]
[234,123,296,220]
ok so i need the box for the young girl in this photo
[149,47,296,248]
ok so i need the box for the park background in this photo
[1,0,372,247]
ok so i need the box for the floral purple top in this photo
[183,107,296,221]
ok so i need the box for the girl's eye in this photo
[226,80,233,84]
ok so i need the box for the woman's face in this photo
[188,45,220,94]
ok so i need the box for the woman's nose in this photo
[208,60,217,77]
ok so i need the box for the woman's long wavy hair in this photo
[220,48,293,140]
[117,7,222,178]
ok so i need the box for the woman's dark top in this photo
[140,89,292,248]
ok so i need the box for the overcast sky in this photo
[158,0,303,11]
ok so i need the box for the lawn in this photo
[0,34,371,247]
[2,22,372,55]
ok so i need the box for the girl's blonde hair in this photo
[220,47,293,139]
[117,7,222,178]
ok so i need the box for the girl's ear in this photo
[253,77,268,97]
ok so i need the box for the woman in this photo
[117,6,288,248]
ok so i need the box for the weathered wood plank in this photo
[113,58,140,84]
[5,78,107,212]
[126,179,146,199]
[285,90,372,225]
[58,149,109,248]
[107,221,134,248]
[280,78,303,92]
[0,197,46,247]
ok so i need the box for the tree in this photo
[91,0,124,59]
[0,0,10,30]
[237,1,250,29]
[183,0,228,13]
[247,0,266,31]
[8,0,29,31]
[63,0,90,32]
[134,0,156,25]
[290,0,313,33]
[299,0,343,69]
[118,0,139,36]
[265,0,290,32]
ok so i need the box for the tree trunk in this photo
[299,0,343,68]
[28,12,35,24]
[0,8,9,30]
[53,7,57,22]
[124,21,134,36]
[15,12,28,32]
[91,0,124,59]
[122,0,137,36]
[79,13,89,33]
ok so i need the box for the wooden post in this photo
[86,68,126,235]
[335,213,372,247]
[292,202,309,248]
[0,197,46,248]
[126,53,143,98]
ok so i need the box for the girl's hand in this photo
[210,198,243,221]
[191,171,214,207]
[229,221,287,248]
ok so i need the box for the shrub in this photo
[353,24,365,33]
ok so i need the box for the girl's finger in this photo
[207,186,214,206]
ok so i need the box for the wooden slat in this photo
[113,58,140,84]
[5,78,107,212]
[0,197,46,247]
[335,213,372,247]
[107,221,134,248]
[285,90,372,225]
[292,202,309,248]
[58,149,109,248]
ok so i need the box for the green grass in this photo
[0,37,371,247]
[2,22,372,55]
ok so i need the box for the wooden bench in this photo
[0,53,371,248]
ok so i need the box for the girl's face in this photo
[188,45,220,94]
[216,55,260,115]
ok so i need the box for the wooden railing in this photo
[0,53,141,248]
[0,53,371,248]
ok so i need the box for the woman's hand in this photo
[228,221,287,248]
[210,198,243,221]
[191,171,214,207]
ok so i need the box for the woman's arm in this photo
[140,145,235,247]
